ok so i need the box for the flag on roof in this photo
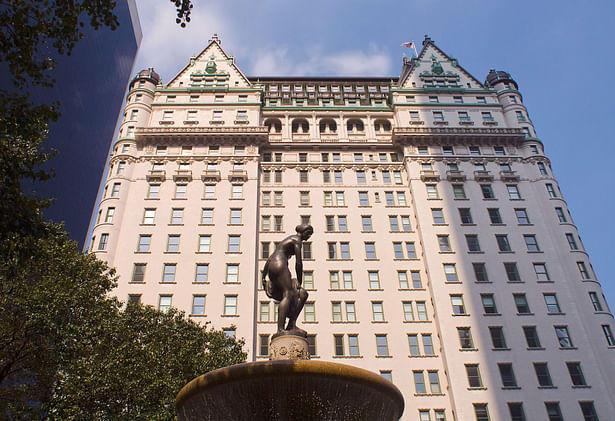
[400,41,414,48]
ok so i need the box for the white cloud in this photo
[248,44,393,77]
[134,1,230,82]
[133,2,393,79]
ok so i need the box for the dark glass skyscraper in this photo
[31,0,142,246]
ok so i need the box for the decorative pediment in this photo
[399,36,483,89]
[167,34,251,89]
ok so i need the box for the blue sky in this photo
[134,0,615,306]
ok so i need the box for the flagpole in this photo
[412,40,418,58]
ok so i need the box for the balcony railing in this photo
[173,170,193,182]
[228,170,248,182]
[146,170,166,182]
[500,170,520,181]
[446,170,466,181]
[201,170,221,182]
[420,170,440,182]
[473,170,494,181]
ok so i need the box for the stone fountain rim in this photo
[176,359,404,415]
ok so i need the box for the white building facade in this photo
[88,35,615,421]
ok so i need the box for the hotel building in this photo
[88,35,615,420]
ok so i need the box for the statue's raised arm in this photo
[261,224,313,338]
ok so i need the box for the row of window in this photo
[433,232,581,254]
[405,95,495,104]
[256,293,592,323]
[156,109,249,122]
[409,110,502,124]
[471,401,599,421]
[266,84,388,94]
[263,151,401,163]
[435,205,569,226]
[263,169,405,185]
[416,143,542,156]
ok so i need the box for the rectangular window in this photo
[504,262,521,282]
[534,363,553,386]
[514,294,531,314]
[423,334,434,355]
[545,403,563,421]
[431,208,445,224]
[226,264,239,283]
[228,235,240,252]
[258,334,270,356]
[489,327,507,349]
[159,295,172,312]
[515,208,530,224]
[451,295,466,315]
[428,371,441,394]
[555,326,573,348]
[444,264,458,282]
[375,334,389,356]
[533,263,550,281]
[334,334,344,356]
[481,294,498,314]
[198,235,211,252]
[232,185,243,199]
[402,302,414,321]
[437,235,451,252]
[413,371,426,394]
[580,402,599,421]
[473,263,489,282]
[566,362,586,386]
[523,326,541,348]
[524,235,540,251]
[466,364,483,388]
[368,271,380,289]
[603,325,615,346]
[546,183,557,198]
[358,191,370,207]
[481,184,495,199]
[416,302,428,320]
[408,334,420,355]
[195,264,209,283]
[459,208,473,224]
[137,235,151,252]
[192,295,206,315]
[498,363,517,387]
[336,191,345,206]
[433,111,444,121]
[230,209,242,225]
[132,263,146,282]
[97,233,109,250]
[452,184,466,199]
[303,302,315,322]
[406,242,417,259]
[555,207,567,223]
[204,184,215,199]
[167,235,180,252]
[340,242,350,259]
[224,296,238,315]
[111,182,121,197]
[496,235,512,252]
[175,184,187,199]
[348,335,359,356]
[345,302,356,321]
[466,235,481,252]
[458,327,474,349]
[589,292,603,311]
[566,233,578,250]
[426,184,439,199]
[372,302,384,322]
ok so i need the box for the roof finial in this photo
[423,34,433,47]
[209,33,220,44]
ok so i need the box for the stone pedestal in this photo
[269,334,310,361]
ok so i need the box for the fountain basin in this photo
[176,359,404,421]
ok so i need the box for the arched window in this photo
[265,118,282,133]
[346,119,364,134]
[319,119,337,134]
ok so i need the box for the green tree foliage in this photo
[47,304,245,420]
[0,1,246,419]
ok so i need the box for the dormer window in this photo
[167,96,176,102]
[476,96,487,103]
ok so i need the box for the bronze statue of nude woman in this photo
[261,224,313,338]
